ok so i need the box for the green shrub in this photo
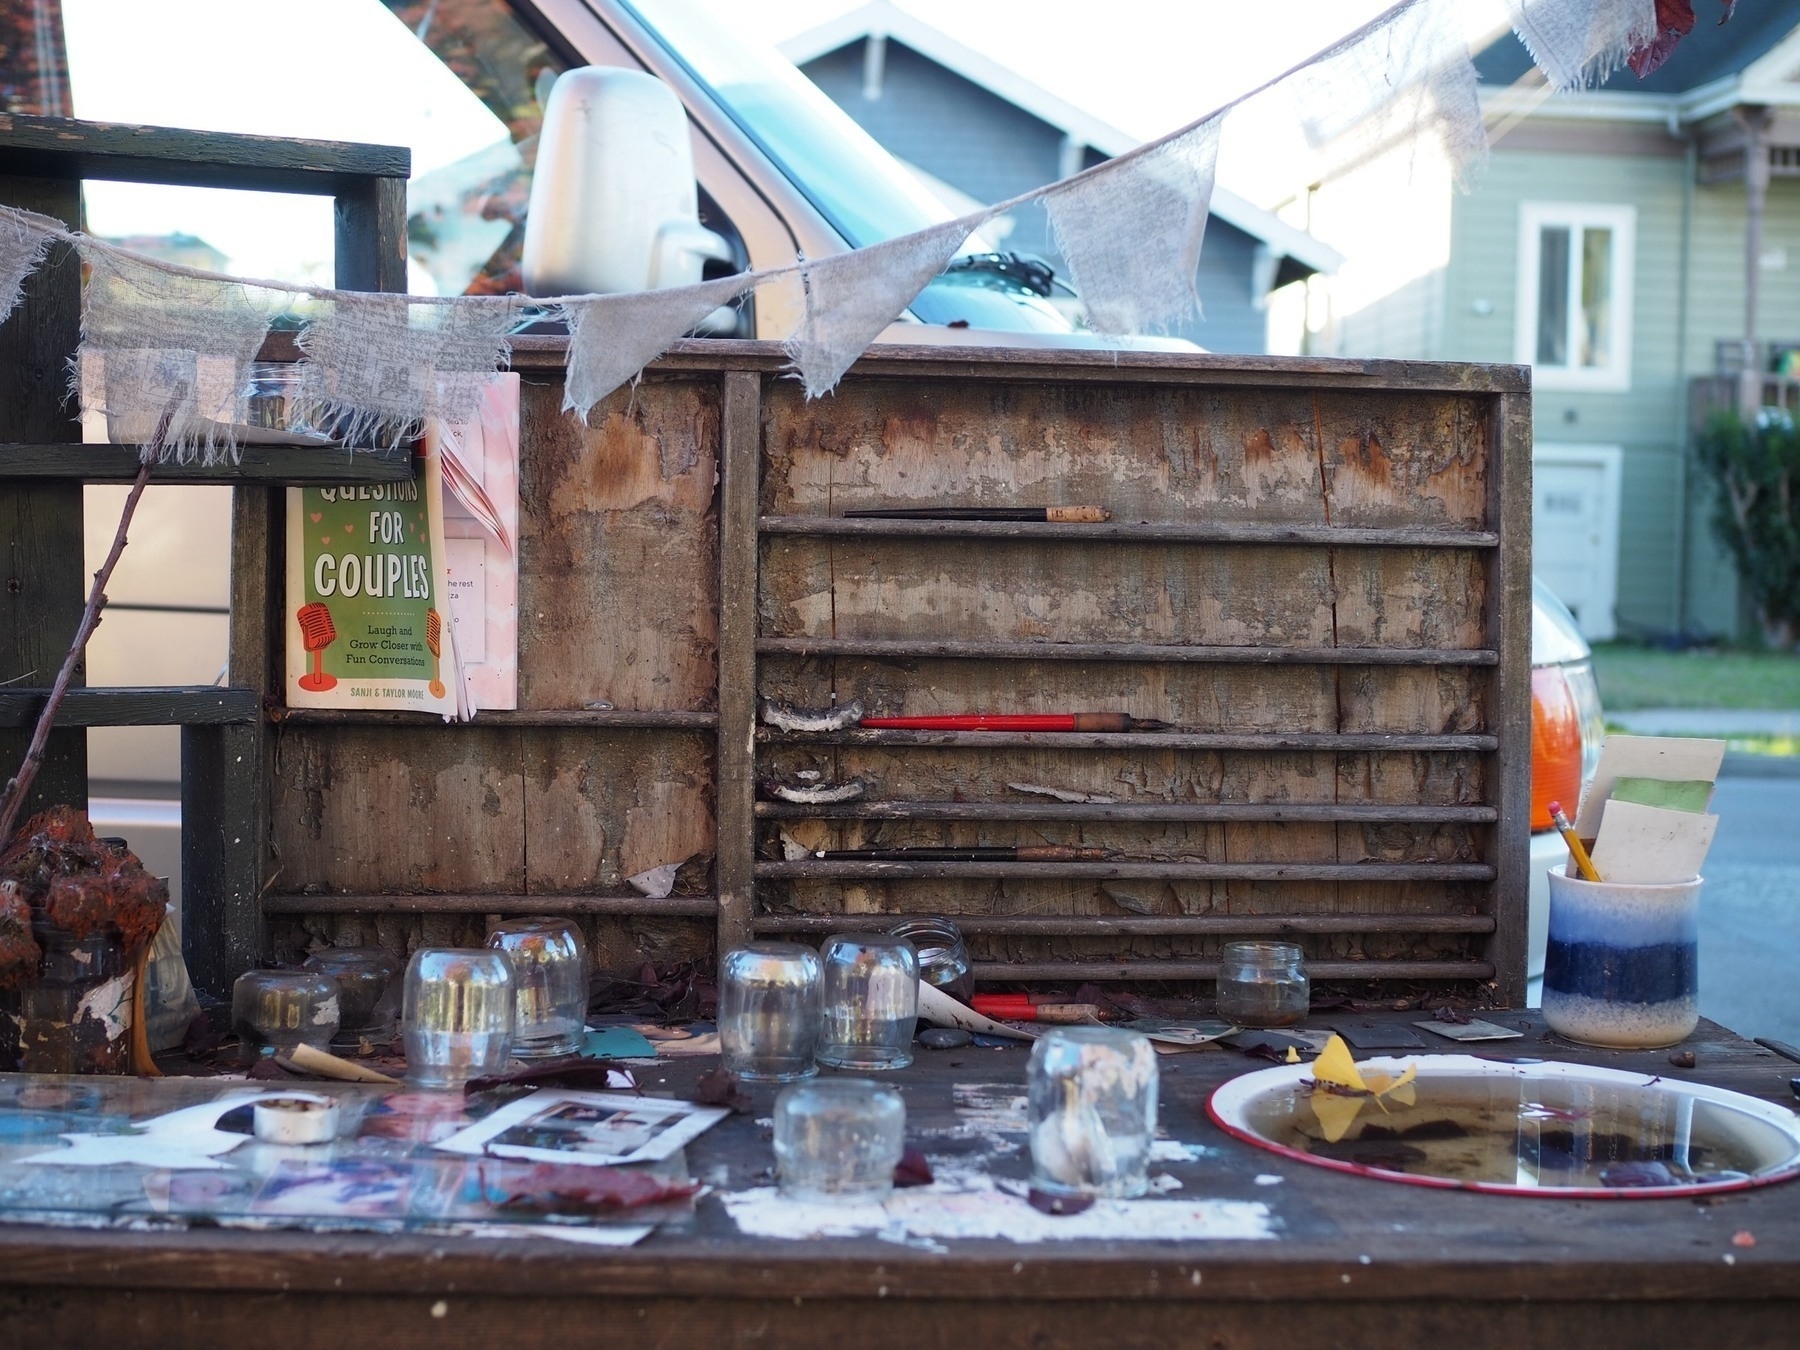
[1693,409,1800,649]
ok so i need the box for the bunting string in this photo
[0,0,1662,457]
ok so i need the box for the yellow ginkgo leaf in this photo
[1311,1034,1367,1093]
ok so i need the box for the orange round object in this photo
[1530,666,1583,834]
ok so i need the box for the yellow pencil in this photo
[1547,800,1602,882]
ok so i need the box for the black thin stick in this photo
[0,395,178,845]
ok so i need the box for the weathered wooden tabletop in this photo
[0,1011,1795,1347]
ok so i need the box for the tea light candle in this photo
[253,1094,340,1145]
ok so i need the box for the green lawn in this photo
[1588,644,1800,711]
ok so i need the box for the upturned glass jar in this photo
[403,948,516,1087]
[817,933,919,1070]
[486,918,587,1058]
[303,946,400,1041]
[232,968,341,1062]
[1027,1026,1158,1199]
[1215,940,1310,1027]
[719,942,822,1082]
[886,917,973,1004]
[0,922,132,1074]
[773,1078,906,1204]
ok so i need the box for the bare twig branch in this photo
[0,391,180,845]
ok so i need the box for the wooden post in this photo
[1486,388,1535,1007]
[716,370,761,957]
[0,173,85,827]
[1737,104,1773,417]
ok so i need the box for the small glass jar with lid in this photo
[886,916,973,1004]
[1215,940,1310,1027]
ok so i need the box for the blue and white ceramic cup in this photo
[1541,870,1701,1049]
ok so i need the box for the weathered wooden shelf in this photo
[757,637,1499,666]
[0,686,258,728]
[970,959,1497,981]
[761,728,1499,752]
[0,443,414,485]
[755,860,1495,882]
[752,913,1496,936]
[261,893,718,916]
[754,800,1498,823]
[759,516,1501,548]
[275,708,717,729]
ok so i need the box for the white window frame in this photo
[1515,202,1635,393]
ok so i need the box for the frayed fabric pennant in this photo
[557,271,751,422]
[1290,0,1487,189]
[1509,0,1658,90]
[784,218,975,398]
[1045,116,1221,336]
[77,246,293,465]
[295,293,524,448]
[0,207,55,329]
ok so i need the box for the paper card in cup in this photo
[1612,777,1714,814]
[1575,736,1724,840]
[1589,799,1718,885]
[1414,1018,1525,1042]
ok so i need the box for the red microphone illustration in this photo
[296,602,339,691]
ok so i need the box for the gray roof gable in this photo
[1476,3,1800,93]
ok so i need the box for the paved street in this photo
[1698,774,1800,1045]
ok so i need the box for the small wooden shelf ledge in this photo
[273,707,717,729]
[752,913,1496,936]
[758,516,1499,549]
[0,686,258,728]
[0,443,415,485]
[969,959,1497,982]
[760,728,1498,752]
[755,800,1497,824]
[757,637,1499,666]
[756,860,1495,882]
[261,893,719,916]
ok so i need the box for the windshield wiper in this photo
[943,252,1057,297]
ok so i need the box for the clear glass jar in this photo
[231,969,341,1062]
[486,918,587,1058]
[719,942,822,1082]
[303,946,400,1040]
[886,916,973,1004]
[403,948,515,1087]
[817,933,918,1070]
[1215,940,1310,1028]
[773,1078,906,1204]
[1027,1026,1158,1199]
[0,922,131,1074]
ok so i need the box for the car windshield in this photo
[621,0,954,249]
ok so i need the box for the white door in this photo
[1531,444,1622,641]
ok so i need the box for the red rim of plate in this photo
[1204,1053,1800,1199]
